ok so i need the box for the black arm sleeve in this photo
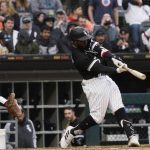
[92,44,124,63]
[122,0,130,10]
[88,40,114,59]
[90,60,117,74]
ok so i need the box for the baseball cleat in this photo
[128,135,140,147]
[60,126,74,148]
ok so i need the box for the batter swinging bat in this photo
[124,66,146,80]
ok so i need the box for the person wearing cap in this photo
[44,15,55,29]
[59,26,140,148]
[21,16,37,41]
[15,30,39,54]
[44,15,63,44]
[94,28,112,51]
[112,27,135,53]
[33,12,46,34]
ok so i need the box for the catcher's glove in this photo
[6,93,23,119]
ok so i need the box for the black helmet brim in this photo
[77,34,92,41]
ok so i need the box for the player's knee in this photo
[114,107,128,126]
[90,114,103,124]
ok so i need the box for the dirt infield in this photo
[16,145,150,150]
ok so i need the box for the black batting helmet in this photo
[69,26,92,41]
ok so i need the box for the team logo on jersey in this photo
[101,0,111,7]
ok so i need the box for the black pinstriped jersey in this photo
[71,40,117,80]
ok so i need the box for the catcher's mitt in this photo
[6,93,23,119]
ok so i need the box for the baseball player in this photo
[0,93,37,148]
[60,27,140,148]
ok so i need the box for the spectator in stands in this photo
[63,0,80,14]
[54,9,68,35]
[21,16,37,41]
[122,0,150,52]
[0,0,20,31]
[117,0,123,6]
[68,5,83,22]
[63,107,85,146]
[33,12,46,34]
[37,25,59,55]
[88,0,119,28]
[94,28,112,50]
[1,16,18,53]
[64,0,88,17]
[44,15,55,30]
[77,16,100,35]
[58,22,78,54]
[44,15,63,44]
[141,28,150,53]
[112,27,134,53]
[12,0,32,19]
[30,0,63,15]
[100,13,118,42]
[15,30,39,54]
[78,15,93,32]
[0,32,9,55]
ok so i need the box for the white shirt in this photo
[124,4,150,25]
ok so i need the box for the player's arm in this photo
[88,59,126,74]
[74,49,126,74]
[88,40,126,67]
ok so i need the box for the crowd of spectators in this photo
[0,0,150,55]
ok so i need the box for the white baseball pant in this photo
[82,75,124,124]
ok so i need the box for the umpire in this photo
[60,27,140,148]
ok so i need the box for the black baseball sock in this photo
[71,115,97,135]
[115,107,135,139]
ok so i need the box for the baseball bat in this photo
[124,66,146,80]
